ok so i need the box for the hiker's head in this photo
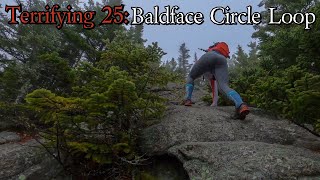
[208,42,230,58]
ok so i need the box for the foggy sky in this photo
[1,0,263,62]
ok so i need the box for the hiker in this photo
[184,42,250,119]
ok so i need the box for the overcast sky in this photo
[122,0,263,61]
[1,0,263,62]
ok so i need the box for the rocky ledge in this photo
[141,105,320,179]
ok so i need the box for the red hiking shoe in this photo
[184,99,193,106]
[234,103,250,120]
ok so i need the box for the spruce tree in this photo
[194,52,198,63]
[169,58,177,71]
[0,0,126,102]
[163,58,177,72]
[128,25,146,45]
[177,43,191,77]
[234,45,249,68]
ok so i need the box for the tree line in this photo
[230,0,320,134]
[0,0,175,179]
[162,42,197,78]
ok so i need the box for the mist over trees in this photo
[163,42,193,79]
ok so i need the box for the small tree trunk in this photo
[14,80,32,104]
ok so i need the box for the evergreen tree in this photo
[234,45,249,68]
[177,43,191,77]
[247,42,258,62]
[194,52,198,63]
[170,58,177,71]
[229,0,320,133]
[163,58,177,72]
[0,0,125,103]
[0,0,176,178]
[253,0,320,72]
[128,25,146,45]
[228,54,237,68]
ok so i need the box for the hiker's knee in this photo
[219,83,233,95]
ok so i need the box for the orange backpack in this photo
[207,42,230,58]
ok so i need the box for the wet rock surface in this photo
[1,83,320,179]
[141,84,320,179]
[169,141,320,179]
[0,131,21,144]
[0,136,63,180]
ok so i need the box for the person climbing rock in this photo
[183,42,250,120]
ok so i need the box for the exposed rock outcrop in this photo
[0,133,63,180]
[141,103,320,179]
[0,131,21,144]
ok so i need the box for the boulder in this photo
[140,105,320,179]
[0,119,18,131]
[169,141,320,179]
[0,139,64,180]
[0,131,21,144]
